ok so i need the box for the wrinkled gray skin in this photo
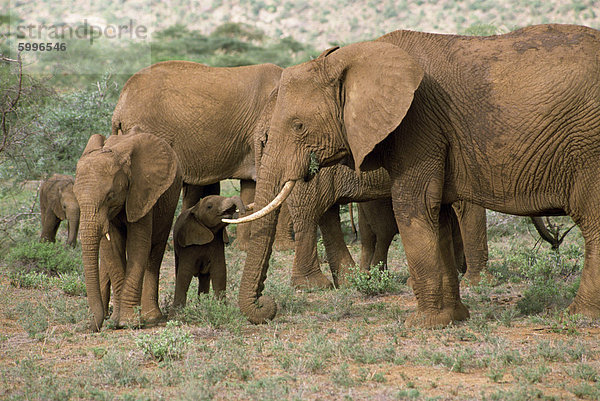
[40,174,80,248]
[359,197,488,285]
[173,195,245,308]
[74,133,181,331]
[111,60,293,250]
[275,163,488,289]
[238,24,600,327]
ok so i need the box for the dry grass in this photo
[1,210,600,400]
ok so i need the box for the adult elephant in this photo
[228,24,600,327]
[282,163,488,289]
[111,60,293,250]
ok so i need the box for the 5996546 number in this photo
[17,42,67,51]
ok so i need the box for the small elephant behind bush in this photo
[40,174,80,248]
[173,195,245,308]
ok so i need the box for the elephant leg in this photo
[392,178,469,328]
[182,182,220,210]
[319,204,355,287]
[117,213,153,326]
[291,221,333,289]
[453,202,488,286]
[568,220,600,318]
[141,240,168,324]
[234,179,255,251]
[274,202,295,250]
[173,252,195,309]
[359,203,377,272]
[40,213,60,243]
[370,199,398,271]
[209,246,227,299]
[102,226,126,322]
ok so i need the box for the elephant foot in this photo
[568,300,600,319]
[110,306,143,329]
[291,271,333,290]
[405,302,470,328]
[142,308,166,327]
[461,272,482,287]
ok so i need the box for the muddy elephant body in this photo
[281,163,488,289]
[111,60,293,250]
[39,174,80,248]
[232,24,600,326]
[172,195,245,308]
[74,133,181,331]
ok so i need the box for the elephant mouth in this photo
[219,204,239,220]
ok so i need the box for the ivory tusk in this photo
[223,181,295,224]
[105,232,111,241]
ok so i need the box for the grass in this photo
[1,189,600,399]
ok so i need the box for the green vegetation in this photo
[136,320,193,361]
[345,263,407,296]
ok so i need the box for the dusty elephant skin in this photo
[111,60,294,250]
[172,195,245,308]
[283,163,488,289]
[39,174,80,248]
[234,24,600,327]
[73,133,182,331]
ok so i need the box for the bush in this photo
[345,264,404,296]
[5,240,86,295]
[5,240,82,276]
[136,320,192,362]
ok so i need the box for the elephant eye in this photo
[106,191,115,201]
[292,120,304,132]
[207,204,212,209]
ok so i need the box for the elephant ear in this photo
[52,186,67,220]
[325,41,424,171]
[317,46,340,59]
[105,133,179,223]
[177,213,215,247]
[81,134,106,157]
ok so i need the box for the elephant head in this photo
[225,41,423,323]
[177,195,246,247]
[73,132,178,331]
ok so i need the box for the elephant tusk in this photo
[105,232,111,241]
[222,181,295,224]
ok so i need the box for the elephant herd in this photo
[40,23,600,331]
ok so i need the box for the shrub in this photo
[136,320,192,362]
[345,264,404,296]
[5,240,82,276]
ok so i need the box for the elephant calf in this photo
[40,174,80,248]
[172,195,245,308]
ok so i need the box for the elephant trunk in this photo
[230,195,246,215]
[66,209,80,248]
[79,205,105,331]
[236,152,289,324]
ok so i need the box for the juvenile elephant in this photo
[39,174,80,248]
[229,24,600,326]
[111,60,293,250]
[74,133,182,331]
[172,195,246,308]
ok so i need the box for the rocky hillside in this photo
[4,0,600,48]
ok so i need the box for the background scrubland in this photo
[1,1,600,400]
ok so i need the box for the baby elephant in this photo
[173,195,246,308]
[40,174,80,248]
